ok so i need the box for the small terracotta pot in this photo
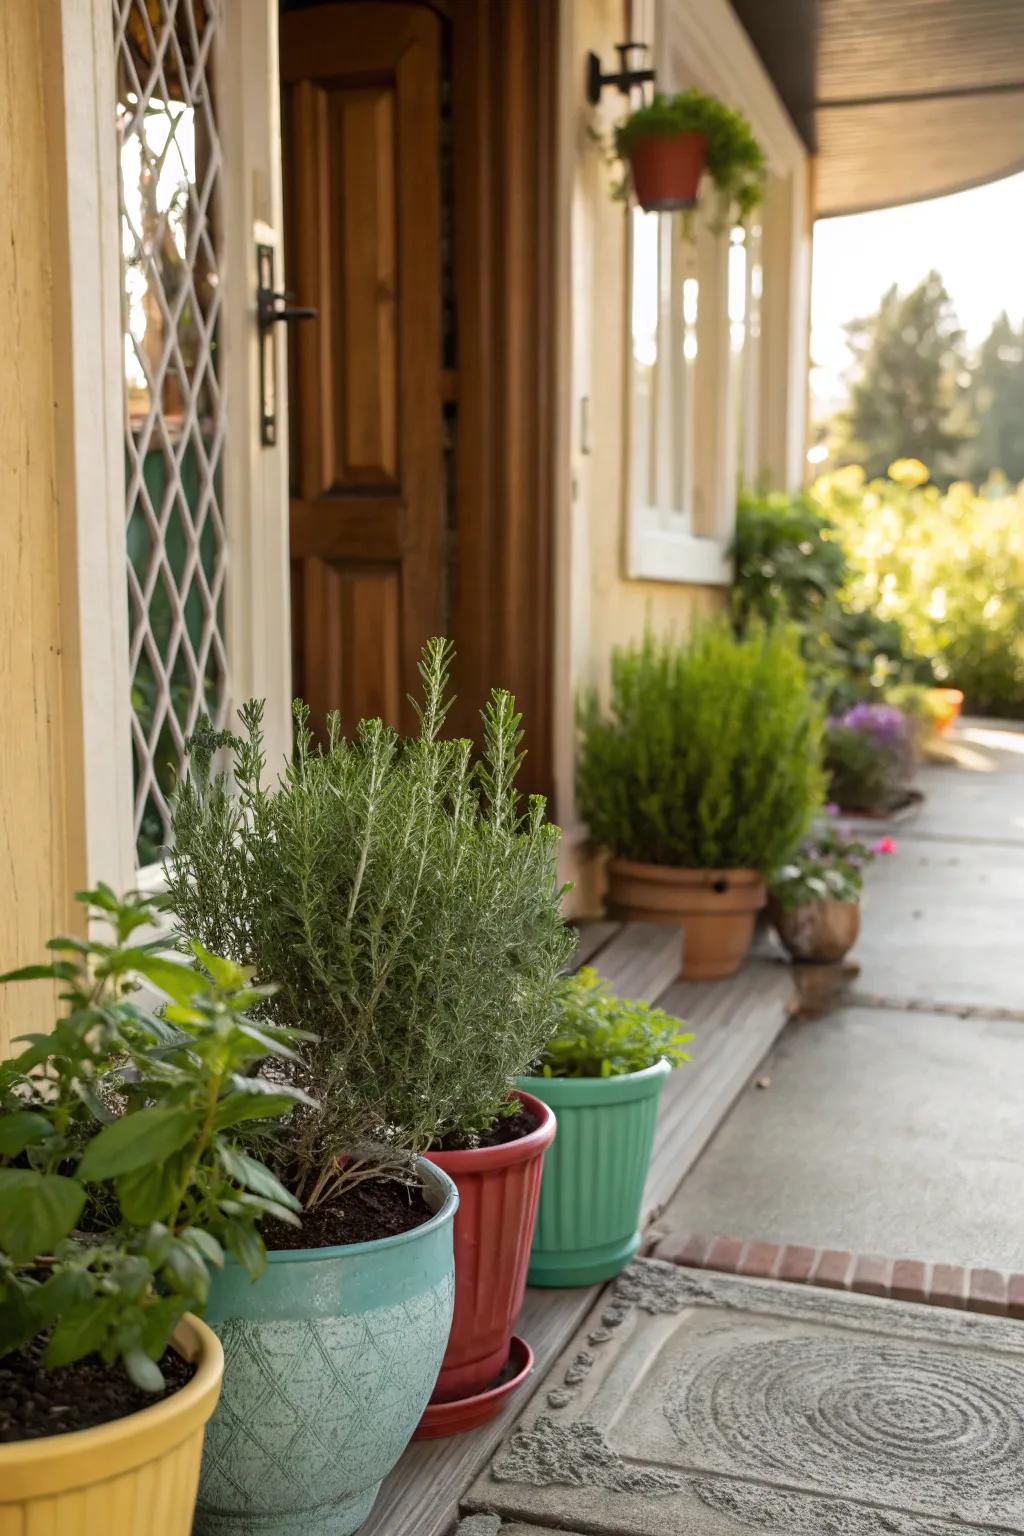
[423,1091,556,1406]
[769,897,861,964]
[929,687,964,737]
[606,859,765,980]
[627,132,707,212]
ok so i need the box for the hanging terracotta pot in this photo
[418,1091,556,1436]
[769,897,861,965]
[627,132,707,212]
[606,859,765,980]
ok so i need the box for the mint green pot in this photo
[194,1160,457,1536]
[518,1059,670,1286]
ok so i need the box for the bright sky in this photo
[810,170,1024,414]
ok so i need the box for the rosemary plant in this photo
[167,640,575,1207]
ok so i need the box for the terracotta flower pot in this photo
[422,1091,556,1417]
[627,132,706,212]
[769,897,861,964]
[606,859,765,980]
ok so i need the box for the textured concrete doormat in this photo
[464,1259,1024,1535]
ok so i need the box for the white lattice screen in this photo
[113,0,229,865]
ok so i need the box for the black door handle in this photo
[257,289,318,330]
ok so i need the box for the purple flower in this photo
[841,702,910,746]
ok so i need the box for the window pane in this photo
[113,0,228,866]
[631,209,659,512]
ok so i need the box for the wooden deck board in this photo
[572,919,683,1000]
[358,1285,599,1536]
[568,919,619,969]
[363,938,794,1536]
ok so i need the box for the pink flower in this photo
[825,802,841,817]
[872,836,897,855]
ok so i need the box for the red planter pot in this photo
[627,131,707,212]
[423,1091,556,1408]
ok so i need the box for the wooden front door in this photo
[281,2,443,734]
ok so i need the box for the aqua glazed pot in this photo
[194,1160,457,1536]
[518,1061,670,1286]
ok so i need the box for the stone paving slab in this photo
[466,1260,1024,1535]
[656,1004,1024,1271]
[855,835,1024,1012]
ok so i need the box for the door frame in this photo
[448,0,563,805]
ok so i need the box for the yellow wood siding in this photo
[0,2,78,1053]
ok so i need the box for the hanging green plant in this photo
[613,88,766,223]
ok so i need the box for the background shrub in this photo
[577,624,823,872]
[814,467,1024,718]
[730,487,930,711]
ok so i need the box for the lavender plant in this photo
[166,640,575,1207]
[824,702,915,811]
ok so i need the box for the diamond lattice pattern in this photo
[114,0,228,865]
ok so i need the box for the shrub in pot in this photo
[614,88,765,218]
[578,624,824,980]
[0,889,306,1535]
[518,968,691,1286]
[824,702,916,814]
[168,640,573,1458]
[769,818,896,963]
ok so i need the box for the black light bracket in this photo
[586,42,655,106]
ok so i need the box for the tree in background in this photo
[831,271,969,483]
[962,312,1024,485]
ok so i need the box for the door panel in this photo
[282,3,442,732]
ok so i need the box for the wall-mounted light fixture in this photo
[585,42,655,106]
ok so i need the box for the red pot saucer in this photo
[412,1335,534,1439]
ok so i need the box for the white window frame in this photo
[624,0,810,586]
[51,0,292,895]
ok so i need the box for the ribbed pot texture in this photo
[628,131,707,212]
[0,1315,223,1536]
[607,858,766,980]
[518,1060,671,1286]
[423,1091,556,1402]
[195,1160,458,1536]
[769,896,861,963]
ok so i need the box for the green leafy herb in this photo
[0,889,312,1389]
[533,968,692,1079]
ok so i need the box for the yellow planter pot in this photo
[0,1315,223,1536]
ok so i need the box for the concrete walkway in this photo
[657,718,1024,1271]
[465,723,1024,1536]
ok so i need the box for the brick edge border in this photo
[651,1230,1024,1319]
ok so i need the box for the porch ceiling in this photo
[729,0,1024,216]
